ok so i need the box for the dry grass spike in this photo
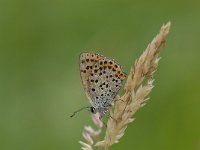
[79,22,171,150]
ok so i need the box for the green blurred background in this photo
[0,0,200,150]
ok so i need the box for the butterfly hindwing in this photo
[88,57,126,106]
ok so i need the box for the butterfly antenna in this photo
[70,106,90,117]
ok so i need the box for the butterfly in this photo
[78,52,126,117]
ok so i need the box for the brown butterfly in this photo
[71,52,126,118]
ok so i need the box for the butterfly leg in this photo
[104,110,117,122]
[108,114,117,122]
[116,97,126,103]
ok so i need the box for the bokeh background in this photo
[0,0,200,150]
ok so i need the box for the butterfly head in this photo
[90,105,109,116]
[90,106,97,114]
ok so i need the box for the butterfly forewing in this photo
[80,53,102,104]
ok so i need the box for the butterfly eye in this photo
[90,107,96,114]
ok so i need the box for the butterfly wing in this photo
[79,52,102,104]
[80,52,126,112]
[88,56,126,115]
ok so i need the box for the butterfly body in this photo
[80,52,126,117]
